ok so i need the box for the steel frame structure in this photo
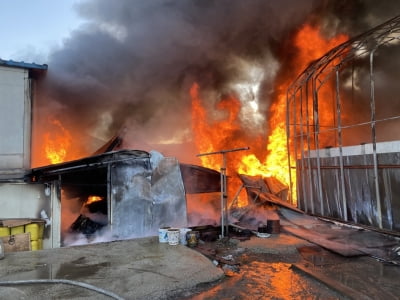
[286,15,400,231]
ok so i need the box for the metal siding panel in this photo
[110,157,153,239]
[0,67,30,173]
[151,157,187,229]
[110,156,187,239]
[298,152,400,232]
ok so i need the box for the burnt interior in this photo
[60,167,108,241]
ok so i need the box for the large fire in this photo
[43,118,72,164]
[33,117,87,167]
[34,23,348,208]
[190,23,348,204]
[190,84,244,170]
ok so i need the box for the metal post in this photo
[219,156,226,237]
[197,146,249,238]
[336,69,347,221]
[312,77,324,215]
[286,89,294,205]
[370,50,383,229]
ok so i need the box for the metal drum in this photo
[266,220,280,234]
[186,230,199,247]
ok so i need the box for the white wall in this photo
[0,66,31,177]
[0,182,59,249]
[0,183,47,218]
[307,140,400,158]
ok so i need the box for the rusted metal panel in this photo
[180,164,221,194]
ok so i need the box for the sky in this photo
[0,0,83,64]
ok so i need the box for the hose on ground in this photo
[0,279,125,300]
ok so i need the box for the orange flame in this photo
[190,23,348,205]
[241,24,348,202]
[86,195,104,205]
[43,119,72,164]
[190,83,244,171]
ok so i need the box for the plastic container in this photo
[186,231,200,247]
[37,239,43,250]
[25,223,40,241]
[0,227,10,237]
[158,227,171,243]
[38,223,44,239]
[10,225,24,235]
[31,240,38,251]
[167,229,180,245]
[179,228,191,245]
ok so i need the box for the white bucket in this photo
[158,227,170,243]
[167,229,180,246]
[179,228,191,245]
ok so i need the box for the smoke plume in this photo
[35,0,400,163]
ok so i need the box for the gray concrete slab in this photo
[0,236,224,299]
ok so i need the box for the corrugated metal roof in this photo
[0,59,47,71]
[27,150,151,182]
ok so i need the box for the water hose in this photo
[0,279,125,300]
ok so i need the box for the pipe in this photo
[0,279,125,300]
[196,147,250,157]
[197,147,250,238]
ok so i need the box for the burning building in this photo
[287,15,400,233]
[0,59,219,249]
[27,149,191,246]
[2,2,400,252]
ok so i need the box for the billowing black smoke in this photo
[34,0,400,163]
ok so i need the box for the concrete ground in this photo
[0,237,223,300]
[1,210,399,299]
[176,209,400,300]
[182,233,400,299]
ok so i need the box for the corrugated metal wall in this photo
[297,151,400,231]
[286,16,400,233]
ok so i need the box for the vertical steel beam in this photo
[197,147,249,238]
[299,87,308,211]
[305,82,315,214]
[286,90,295,205]
[312,77,324,215]
[335,69,348,221]
[370,51,383,229]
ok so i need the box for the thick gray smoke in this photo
[35,0,400,162]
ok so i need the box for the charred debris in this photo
[25,138,290,243]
